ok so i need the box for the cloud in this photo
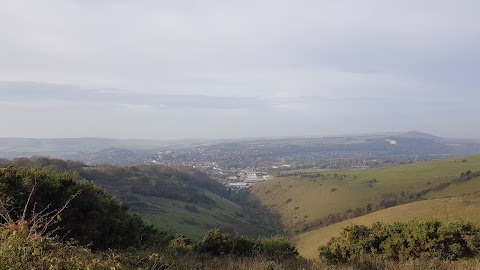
[0,1,479,138]
[119,104,158,112]
[1,1,479,96]
[0,81,280,110]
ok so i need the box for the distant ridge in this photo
[383,131,443,140]
[1,131,479,164]
[320,131,443,140]
[0,137,210,152]
[0,131,448,146]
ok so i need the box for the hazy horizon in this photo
[1,1,479,139]
[0,130,474,142]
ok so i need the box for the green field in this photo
[251,155,480,232]
[294,192,480,259]
[134,191,246,240]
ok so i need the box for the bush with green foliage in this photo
[196,229,236,256]
[195,229,298,260]
[319,220,480,264]
[167,234,195,255]
[0,166,170,250]
[256,236,299,260]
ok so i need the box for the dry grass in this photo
[121,254,480,270]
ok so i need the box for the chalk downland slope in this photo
[0,157,280,240]
[294,192,480,259]
[251,155,480,233]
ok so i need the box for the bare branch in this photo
[0,199,14,225]
[22,180,36,221]
[42,190,81,235]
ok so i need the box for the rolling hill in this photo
[251,155,480,233]
[294,191,480,259]
[2,132,480,168]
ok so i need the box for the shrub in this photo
[255,236,299,260]
[0,167,166,250]
[196,229,234,256]
[195,229,298,260]
[232,235,256,256]
[167,234,194,255]
[0,221,122,269]
[319,220,480,264]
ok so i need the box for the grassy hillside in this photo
[2,165,480,269]
[251,155,480,233]
[80,165,281,240]
[0,157,280,240]
[294,192,480,259]
[0,166,301,270]
[131,191,247,239]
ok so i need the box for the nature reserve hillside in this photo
[294,192,480,259]
[0,157,280,239]
[0,165,299,269]
[251,155,480,233]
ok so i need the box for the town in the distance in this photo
[2,131,479,189]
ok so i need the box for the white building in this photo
[228,182,248,188]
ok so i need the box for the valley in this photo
[2,135,480,269]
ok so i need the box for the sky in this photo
[0,0,479,139]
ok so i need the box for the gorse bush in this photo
[167,234,195,255]
[256,236,299,260]
[319,220,480,264]
[196,229,236,256]
[0,166,169,250]
[195,229,298,260]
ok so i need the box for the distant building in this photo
[228,182,248,188]
[227,182,250,190]
[245,175,264,184]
